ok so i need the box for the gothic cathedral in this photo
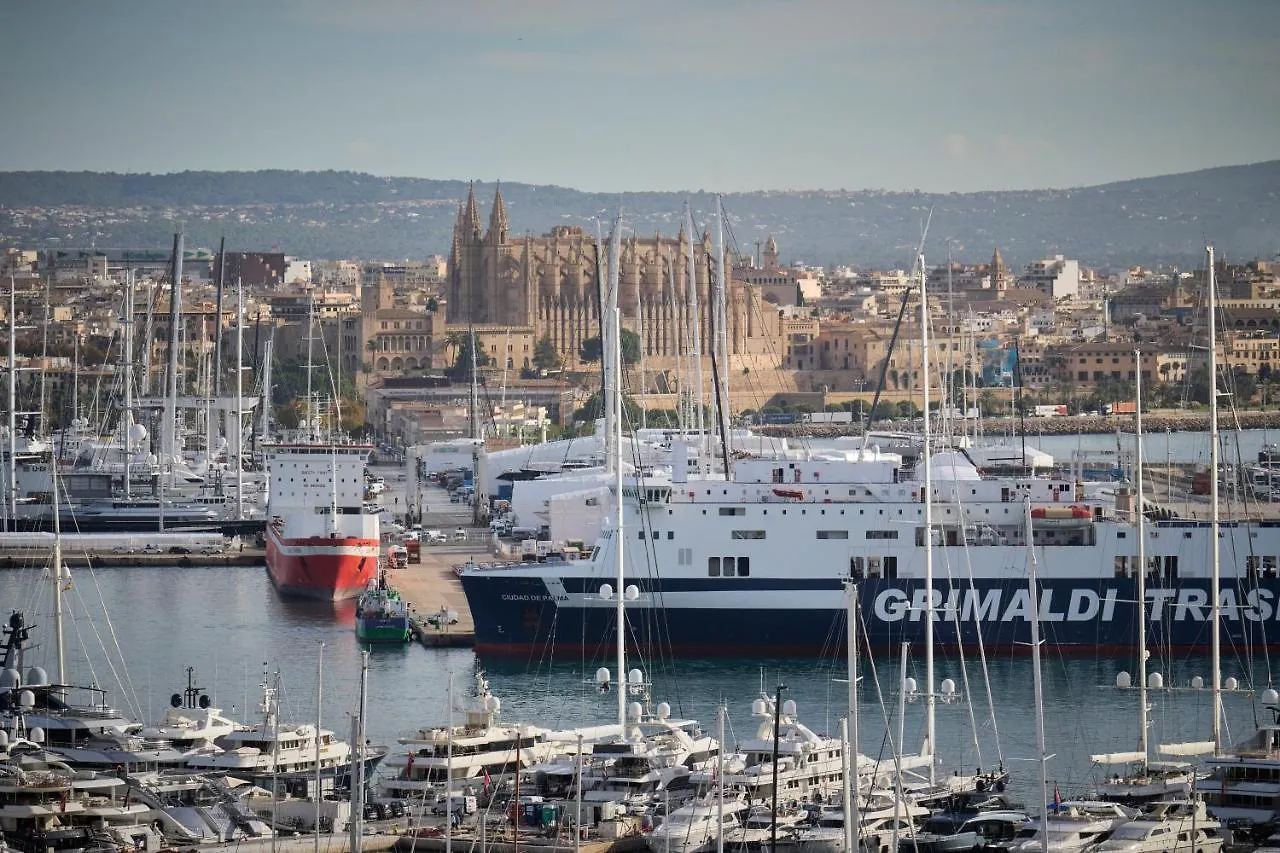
[447,185,782,370]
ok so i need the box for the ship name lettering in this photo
[872,587,1118,623]
[501,594,551,602]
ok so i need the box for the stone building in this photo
[446,184,783,371]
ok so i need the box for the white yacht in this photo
[378,672,558,802]
[582,701,717,808]
[724,694,845,802]
[186,675,386,791]
[644,792,751,853]
[1010,801,1137,853]
[1196,697,1280,826]
[1095,800,1223,853]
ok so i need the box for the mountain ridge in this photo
[1,161,1277,269]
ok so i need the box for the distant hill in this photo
[1,163,1278,270]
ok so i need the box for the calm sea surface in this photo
[3,562,1277,810]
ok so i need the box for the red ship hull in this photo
[265,524,380,601]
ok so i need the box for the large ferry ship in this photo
[459,449,1280,656]
[265,440,379,600]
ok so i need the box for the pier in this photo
[392,542,481,649]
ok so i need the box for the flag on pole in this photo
[483,768,491,794]
[1052,785,1062,812]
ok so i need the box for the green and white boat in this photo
[355,572,411,643]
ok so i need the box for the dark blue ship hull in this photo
[460,572,1280,657]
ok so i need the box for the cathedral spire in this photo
[488,182,508,244]
[463,181,481,239]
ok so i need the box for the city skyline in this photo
[2,0,1278,194]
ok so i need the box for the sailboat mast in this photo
[350,651,368,853]
[684,204,705,469]
[164,232,184,490]
[123,271,134,502]
[51,454,65,685]
[613,305,626,734]
[845,583,860,853]
[1024,498,1049,853]
[305,289,315,440]
[606,218,621,475]
[1208,245,1222,754]
[1134,349,1149,765]
[8,273,17,527]
[919,253,936,782]
[713,198,732,470]
[313,642,324,853]
[235,280,244,520]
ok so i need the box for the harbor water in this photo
[4,561,1276,811]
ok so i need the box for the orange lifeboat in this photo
[773,488,805,500]
[1030,505,1093,526]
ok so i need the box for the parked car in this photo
[453,527,467,542]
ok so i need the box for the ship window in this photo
[1114,556,1128,577]
[1117,531,1126,539]
[883,556,898,579]
[637,531,645,540]
[719,507,745,516]
[667,531,674,540]
[722,557,736,577]
[731,530,766,540]
[817,530,848,539]
[866,530,897,540]
[738,557,750,576]
[1247,556,1259,575]
[1184,531,1193,539]
[850,557,864,578]
[868,557,881,577]
[708,557,720,576]
[678,548,692,565]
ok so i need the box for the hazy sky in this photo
[3,0,1278,193]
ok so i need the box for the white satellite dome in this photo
[1148,672,1163,690]
[1115,671,1132,689]
[129,423,148,443]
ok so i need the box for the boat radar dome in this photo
[657,702,671,720]
[1263,688,1280,705]
[484,695,501,713]
[940,678,957,699]
[595,667,611,685]
[627,668,644,685]
[19,690,35,709]
[903,676,918,697]
[1115,671,1132,689]
[782,699,797,717]
[1225,677,1239,691]
[28,727,44,743]
[1191,675,1204,689]
[129,423,147,443]
[598,584,613,600]
[0,731,8,747]
[628,701,643,721]
[625,585,640,601]
[0,668,19,689]
[752,698,767,716]
[1148,672,1163,690]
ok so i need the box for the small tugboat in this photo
[355,570,411,644]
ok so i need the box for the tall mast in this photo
[350,651,368,853]
[305,289,315,440]
[468,328,479,440]
[606,217,621,474]
[313,642,324,853]
[713,197,732,469]
[164,232,184,490]
[845,583,860,853]
[51,451,65,685]
[1134,349,1149,767]
[1025,498,1050,853]
[920,252,936,781]
[213,236,226,398]
[683,204,705,469]
[613,303,626,734]
[1208,245,1222,754]
[8,273,17,527]
[235,280,244,519]
[123,271,134,501]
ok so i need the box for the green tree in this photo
[573,390,643,426]
[425,296,439,312]
[532,335,561,371]
[579,329,641,365]
[446,333,490,380]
